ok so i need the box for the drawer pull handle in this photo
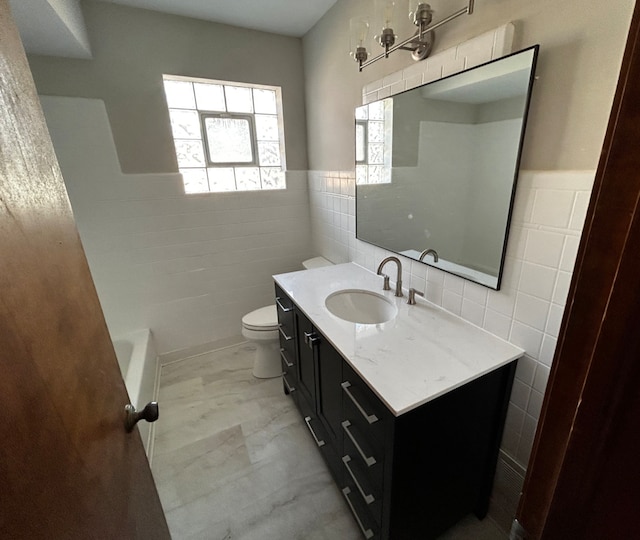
[342,420,376,466]
[343,455,375,504]
[342,381,379,424]
[304,416,325,447]
[304,331,320,349]
[276,296,292,313]
[280,348,294,368]
[283,374,296,393]
[342,487,374,539]
[278,324,293,341]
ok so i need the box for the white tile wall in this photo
[41,96,313,357]
[307,23,596,532]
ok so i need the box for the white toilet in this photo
[242,256,333,379]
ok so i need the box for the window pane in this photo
[368,165,383,183]
[260,167,285,189]
[204,117,253,163]
[180,168,209,193]
[194,83,226,111]
[253,89,277,114]
[356,164,368,185]
[224,86,253,113]
[368,121,384,142]
[355,124,366,162]
[355,106,369,120]
[163,80,196,109]
[175,139,205,167]
[368,143,384,164]
[207,167,236,191]
[368,100,384,120]
[255,115,279,141]
[257,141,281,166]
[235,167,261,191]
[170,109,201,139]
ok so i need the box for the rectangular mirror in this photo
[355,45,539,289]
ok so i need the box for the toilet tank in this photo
[302,257,333,270]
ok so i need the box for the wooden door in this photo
[0,3,170,538]
[516,2,640,538]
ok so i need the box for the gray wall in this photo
[303,0,634,172]
[28,0,308,174]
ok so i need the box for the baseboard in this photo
[159,335,246,365]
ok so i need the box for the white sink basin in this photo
[325,289,398,324]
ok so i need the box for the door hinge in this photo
[509,518,527,540]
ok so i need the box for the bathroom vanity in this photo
[274,263,523,539]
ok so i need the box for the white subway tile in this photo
[524,229,566,268]
[487,288,517,317]
[383,70,403,87]
[533,364,551,393]
[515,355,537,386]
[463,281,488,305]
[378,86,392,99]
[442,289,463,315]
[545,303,565,338]
[569,191,591,230]
[505,225,527,260]
[539,334,558,367]
[492,23,515,58]
[560,235,581,272]
[442,56,466,77]
[527,390,544,419]
[363,79,383,94]
[514,292,550,332]
[402,61,427,81]
[461,298,485,327]
[510,321,543,359]
[404,74,423,90]
[553,271,572,306]
[483,308,512,340]
[425,282,443,306]
[510,379,531,410]
[444,273,465,295]
[390,80,405,96]
[531,190,575,228]
[519,262,557,300]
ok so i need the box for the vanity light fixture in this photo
[350,0,475,71]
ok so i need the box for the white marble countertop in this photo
[274,263,523,416]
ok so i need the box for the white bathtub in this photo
[113,329,159,458]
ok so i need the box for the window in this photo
[163,75,287,194]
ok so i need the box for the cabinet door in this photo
[295,309,317,407]
[317,339,343,444]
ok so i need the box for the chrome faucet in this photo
[419,248,439,263]
[376,256,403,297]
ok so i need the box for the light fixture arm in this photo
[357,0,475,71]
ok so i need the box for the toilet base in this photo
[251,340,281,379]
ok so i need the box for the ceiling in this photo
[10,0,338,59]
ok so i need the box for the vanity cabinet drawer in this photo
[342,481,380,540]
[275,285,295,340]
[341,364,388,447]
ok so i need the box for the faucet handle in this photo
[407,288,424,305]
[381,274,391,291]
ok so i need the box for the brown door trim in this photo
[516,2,640,537]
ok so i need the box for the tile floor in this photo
[152,342,507,540]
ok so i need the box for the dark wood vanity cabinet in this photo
[274,285,516,540]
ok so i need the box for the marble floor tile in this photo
[152,342,507,540]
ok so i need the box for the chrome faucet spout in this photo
[376,256,403,297]
[419,248,439,263]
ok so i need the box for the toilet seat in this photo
[242,305,278,331]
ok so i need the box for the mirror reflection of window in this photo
[355,100,393,185]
